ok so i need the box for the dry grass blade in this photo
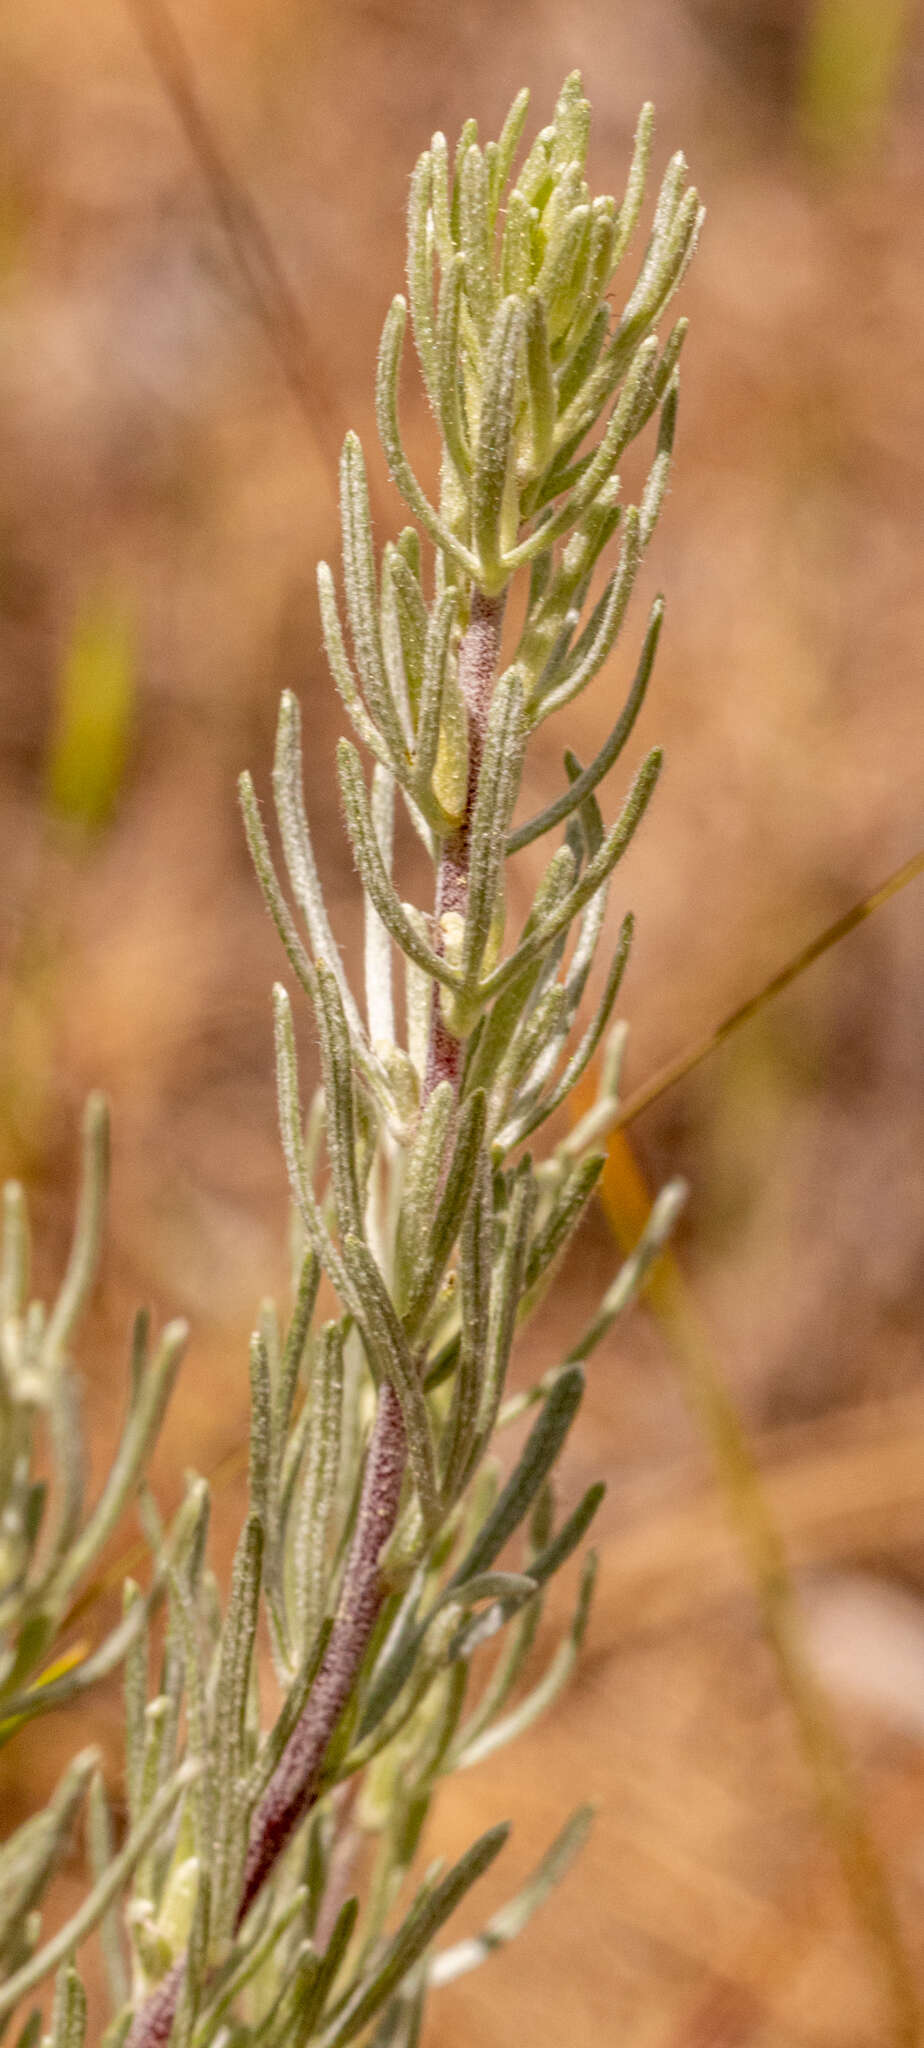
[121,0,340,485]
[599,1129,921,2047]
[615,848,924,1131]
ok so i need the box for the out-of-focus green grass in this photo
[799,0,911,160]
[46,594,134,834]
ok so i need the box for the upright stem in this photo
[130,583,506,2048]
[236,1382,405,1922]
[426,587,507,1096]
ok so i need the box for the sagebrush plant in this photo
[0,74,701,2047]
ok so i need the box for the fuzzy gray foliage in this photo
[0,72,698,2048]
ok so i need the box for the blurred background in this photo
[1,0,923,2040]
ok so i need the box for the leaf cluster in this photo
[0,73,697,2047]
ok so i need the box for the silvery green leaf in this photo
[532,505,642,721]
[43,1092,108,1366]
[509,597,662,851]
[403,1090,488,1341]
[435,257,470,480]
[553,302,609,426]
[0,1749,96,1965]
[293,1322,344,1651]
[338,1602,465,1773]
[464,846,576,1101]
[457,144,493,341]
[87,1770,129,2009]
[406,151,437,401]
[445,1581,542,1768]
[367,1973,425,2048]
[500,188,535,297]
[504,913,634,1150]
[407,1657,468,1787]
[492,982,570,1130]
[123,1580,148,1824]
[404,944,433,1088]
[521,1154,604,1308]
[450,117,478,239]
[429,1804,593,1984]
[158,1591,207,1878]
[48,1963,87,2048]
[515,492,620,684]
[272,690,370,1052]
[639,375,679,547]
[273,1251,320,1492]
[535,158,582,262]
[631,315,688,443]
[566,1178,688,1363]
[137,1695,172,1840]
[455,1552,597,1772]
[272,986,355,1309]
[616,184,702,362]
[212,1515,264,1934]
[353,1563,430,1743]
[560,197,614,360]
[428,132,452,261]
[395,1082,454,1308]
[323,1826,509,2046]
[266,1898,356,2046]
[446,1571,538,1662]
[550,72,590,171]
[314,960,363,1241]
[364,763,396,1049]
[248,1331,272,1533]
[429,631,469,828]
[34,1362,84,1603]
[386,545,428,717]
[507,337,655,581]
[380,549,412,733]
[170,1864,211,2048]
[316,563,396,774]
[54,1317,187,1612]
[412,590,459,803]
[440,1147,492,1502]
[525,1483,604,1590]
[0,1763,198,2027]
[12,2013,42,2048]
[481,746,660,1009]
[624,147,687,311]
[523,292,554,476]
[340,434,409,766]
[376,298,478,579]
[542,203,592,345]
[491,87,530,211]
[337,742,460,993]
[192,1885,310,2045]
[247,1620,332,1810]
[341,1235,439,1530]
[642,153,697,288]
[464,1161,536,1461]
[514,120,554,207]
[611,101,654,268]
[472,298,522,586]
[451,1365,584,1586]
[239,772,314,1005]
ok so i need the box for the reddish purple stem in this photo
[129,586,504,2048]
[425,588,507,1095]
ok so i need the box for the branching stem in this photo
[129,600,505,2048]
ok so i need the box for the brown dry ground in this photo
[1,1,923,2042]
